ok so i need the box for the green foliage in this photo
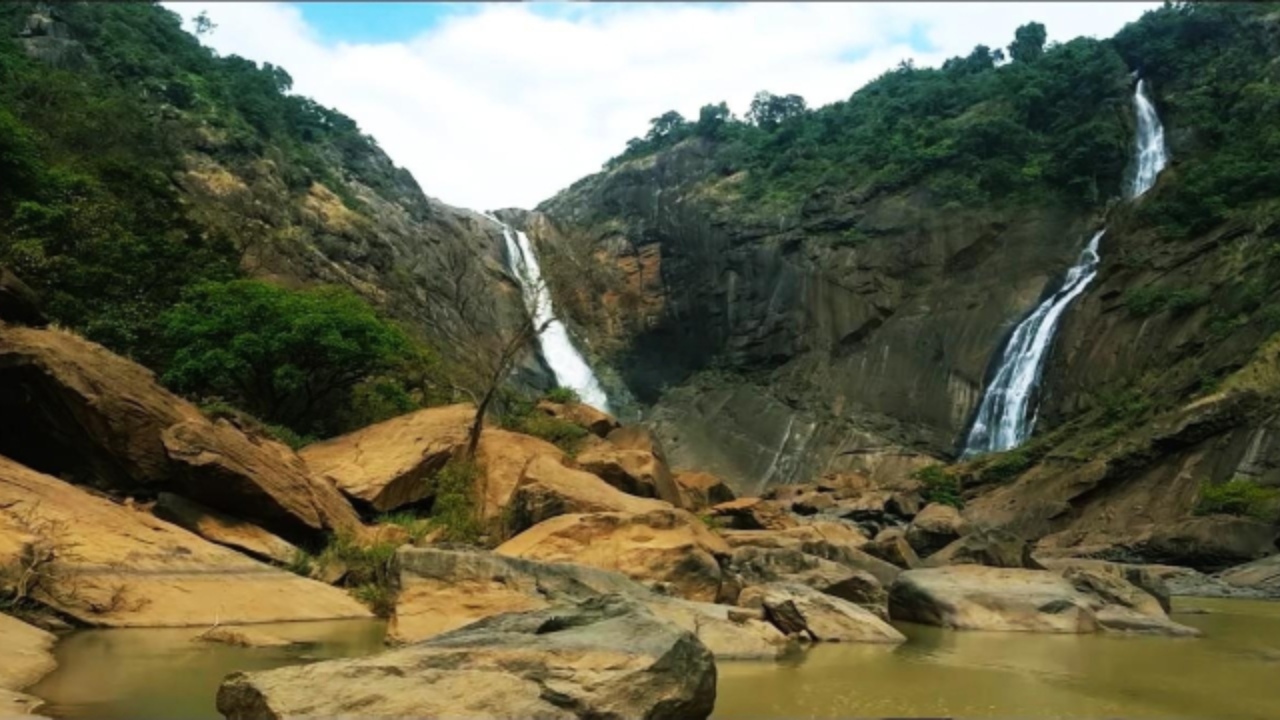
[977,449,1033,484]
[161,280,414,437]
[1008,22,1047,63]
[544,386,581,404]
[318,532,399,616]
[428,461,484,544]
[1194,477,1280,520]
[376,510,434,543]
[1123,285,1210,317]
[197,397,317,449]
[497,390,590,453]
[913,464,963,508]
[283,549,314,577]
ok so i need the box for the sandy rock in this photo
[536,400,620,437]
[647,598,791,660]
[0,613,56,711]
[496,509,730,602]
[865,527,921,569]
[889,566,1099,633]
[152,493,299,565]
[924,528,1042,570]
[905,503,970,557]
[0,455,372,627]
[674,471,736,511]
[576,444,684,506]
[721,522,897,587]
[730,546,887,610]
[739,582,906,644]
[196,626,302,648]
[299,403,473,513]
[220,595,716,720]
[474,429,565,520]
[1037,558,1174,612]
[709,497,797,531]
[509,455,671,534]
[1216,553,1280,598]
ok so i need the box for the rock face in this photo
[888,566,1100,633]
[496,509,730,602]
[153,493,299,565]
[0,455,372,627]
[299,403,474,513]
[219,595,717,720]
[905,503,970,558]
[674,471,736,510]
[738,582,905,644]
[0,612,57,717]
[508,455,671,534]
[0,325,361,544]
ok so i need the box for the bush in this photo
[516,415,589,452]
[978,449,1033,484]
[544,386,580,404]
[428,461,484,544]
[376,510,433,543]
[317,532,399,616]
[914,464,963,509]
[1194,478,1280,520]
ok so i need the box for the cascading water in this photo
[962,79,1168,456]
[484,214,612,413]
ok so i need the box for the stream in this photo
[29,598,1280,719]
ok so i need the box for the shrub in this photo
[544,386,580,404]
[428,461,484,544]
[978,449,1033,484]
[283,549,314,577]
[516,414,589,452]
[914,464,963,509]
[317,532,399,616]
[376,510,433,543]
[1194,478,1280,520]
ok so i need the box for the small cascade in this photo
[483,214,612,413]
[962,79,1169,456]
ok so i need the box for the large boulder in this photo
[299,403,473,513]
[219,595,717,720]
[905,503,970,557]
[575,444,684,506]
[1142,516,1279,571]
[474,429,565,520]
[721,523,898,587]
[1216,553,1280,598]
[738,582,906,644]
[152,493,299,565]
[864,527,921,570]
[1037,558,1173,614]
[0,612,56,717]
[924,528,1043,570]
[674,471,736,511]
[508,455,671,534]
[0,267,46,327]
[536,399,619,438]
[888,566,1099,633]
[0,325,360,543]
[709,497,797,531]
[391,547,788,660]
[496,509,730,602]
[730,546,887,611]
[0,455,371,627]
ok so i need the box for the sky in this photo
[165,2,1160,212]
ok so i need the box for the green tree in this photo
[746,91,807,129]
[645,110,687,141]
[695,101,731,139]
[160,280,414,434]
[1009,22,1048,63]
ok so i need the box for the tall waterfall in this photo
[962,79,1168,456]
[485,215,612,413]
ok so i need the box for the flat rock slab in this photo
[218,595,717,720]
[0,456,371,627]
[889,566,1099,633]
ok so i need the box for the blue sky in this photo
[174,2,1156,210]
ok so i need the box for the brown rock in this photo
[721,522,898,587]
[1143,516,1279,571]
[709,497,797,531]
[865,527,921,569]
[299,403,473,513]
[474,429,565,521]
[152,493,299,565]
[730,546,887,610]
[674,471,736,511]
[0,455,372,627]
[1217,553,1280,598]
[792,492,836,516]
[496,509,730,602]
[575,444,684,506]
[219,595,717,720]
[924,528,1042,570]
[905,503,970,557]
[739,582,906,644]
[536,399,620,437]
[889,566,1099,633]
[0,612,56,716]
[0,267,46,327]
[196,626,301,648]
[508,455,671,534]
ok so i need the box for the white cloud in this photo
[164,2,1157,211]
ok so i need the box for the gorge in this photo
[2,2,1280,719]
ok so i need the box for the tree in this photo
[695,101,731,139]
[193,11,216,36]
[1009,22,1047,63]
[645,110,687,142]
[159,280,414,433]
[746,91,807,129]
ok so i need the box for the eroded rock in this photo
[508,455,671,534]
[738,582,906,644]
[674,471,736,511]
[576,444,684,506]
[709,497,797,531]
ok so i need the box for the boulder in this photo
[508,455,671,534]
[730,546,887,610]
[924,528,1043,570]
[474,429,565,520]
[299,403,473,513]
[1037,558,1174,613]
[536,400,620,437]
[218,595,717,720]
[709,497,797,531]
[905,503,970,557]
[1051,567,1198,636]
[0,455,372,627]
[1093,605,1202,637]
[0,325,361,544]
[1143,516,1279,571]
[152,493,299,565]
[738,582,906,644]
[0,267,46,327]
[575,444,684,506]
[721,522,898,587]
[1216,553,1280,598]
[674,471,736,511]
[496,509,730,602]
[0,612,56,717]
[391,547,789,660]
[865,527,921,570]
[888,566,1099,633]
[792,492,837,516]
[196,626,302,648]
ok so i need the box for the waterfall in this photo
[483,214,612,413]
[962,79,1168,457]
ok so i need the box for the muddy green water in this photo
[31,599,1280,719]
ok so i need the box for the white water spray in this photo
[962,79,1168,456]
[484,214,612,413]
